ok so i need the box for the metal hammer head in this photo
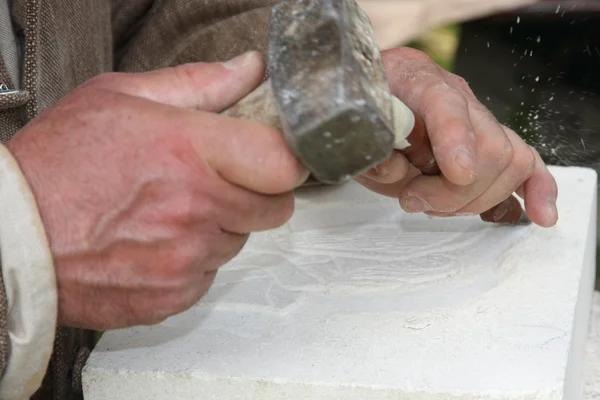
[267,0,396,184]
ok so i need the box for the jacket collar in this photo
[0,0,21,88]
[0,0,38,144]
[0,0,37,122]
[0,57,28,111]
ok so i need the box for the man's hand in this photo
[6,52,309,330]
[358,47,559,228]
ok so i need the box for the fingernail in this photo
[402,196,427,213]
[455,146,476,176]
[223,51,255,70]
[492,200,509,222]
[546,198,558,221]
[366,165,388,180]
[296,169,312,187]
[517,210,532,226]
[374,165,389,177]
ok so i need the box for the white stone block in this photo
[584,292,600,400]
[83,166,597,400]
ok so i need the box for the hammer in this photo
[223,0,530,226]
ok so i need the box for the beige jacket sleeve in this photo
[358,0,540,49]
[0,143,57,400]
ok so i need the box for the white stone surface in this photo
[584,292,600,400]
[83,166,598,400]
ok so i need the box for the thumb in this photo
[105,51,266,112]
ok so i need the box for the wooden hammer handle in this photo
[399,112,530,225]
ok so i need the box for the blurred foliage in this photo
[407,24,461,72]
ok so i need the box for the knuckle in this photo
[521,146,538,178]
[383,47,416,67]
[119,294,158,327]
[445,117,469,136]
[449,73,475,96]
[201,231,247,270]
[470,99,496,122]
[139,268,216,322]
[421,82,466,114]
[501,127,536,180]
[166,288,202,316]
[501,125,518,136]
[384,48,438,92]
[220,241,245,264]
[224,233,249,260]
[498,133,515,168]
[528,144,542,161]
[468,98,486,113]
[397,47,433,64]
[174,272,217,312]
[434,117,470,149]
[164,240,208,280]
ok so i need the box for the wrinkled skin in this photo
[7,52,308,329]
[6,48,558,330]
[360,48,558,228]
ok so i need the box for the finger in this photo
[359,109,433,186]
[141,268,220,326]
[521,147,559,227]
[91,51,266,112]
[175,269,219,315]
[479,196,530,225]
[398,112,440,175]
[448,127,535,216]
[183,110,309,195]
[443,71,477,99]
[356,164,422,198]
[398,105,513,214]
[425,195,529,225]
[135,269,220,326]
[382,48,477,185]
[70,232,246,329]
[198,176,297,234]
[361,151,411,184]
[419,83,478,185]
[219,190,296,234]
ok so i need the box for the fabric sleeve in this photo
[114,0,541,75]
[114,0,279,73]
[0,143,57,400]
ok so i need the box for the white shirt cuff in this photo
[0,143,57,399]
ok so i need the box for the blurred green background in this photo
[407,25,461,72]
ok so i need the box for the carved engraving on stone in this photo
[198,183,531,320]
[82,168,598,400]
